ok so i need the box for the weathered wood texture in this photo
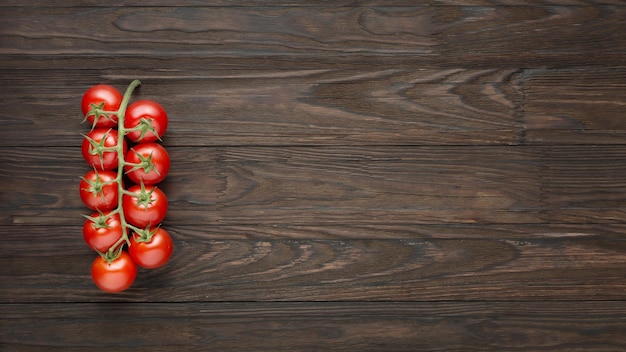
[4,1,626,6]
[1,6,625,68]
[3,302,626,351]
[2,229,626,302]
[3,146,626,226]
[1,2,626,351]
[3,67,626,146]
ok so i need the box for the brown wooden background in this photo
[1,1,626,351]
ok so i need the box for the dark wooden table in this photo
[1,1,626,351]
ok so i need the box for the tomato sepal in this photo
[124,150,160,176]
[83,103,119,131]
[126,117,163,142]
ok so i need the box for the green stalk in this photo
[108,79,142,258]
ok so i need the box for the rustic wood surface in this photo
[1,1,626,351]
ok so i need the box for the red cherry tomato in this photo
[82,128,127,171]
[83,211,124,253]
[82,84,123,129]
[124,100,168,143]
[129,227,173,269]
[91,251,137,293]
[122,185,168,228]
[79,170,119,211]
[124,143,170,185]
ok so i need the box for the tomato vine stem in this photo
[106,79,142,260]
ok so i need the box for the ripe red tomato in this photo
[83,211,124,253]
[122,185,168,228]
[79,170,119,211]
[91,251,137,293]
[82,84,123,129]
[124,100,168,143]
[82,128,127,170]
[129,227,173,269]
[124,143,170,185]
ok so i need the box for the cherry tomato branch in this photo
[107,231,131,254]
[80,80,173,293]
[124,223,146,235]
[113,79,142,256]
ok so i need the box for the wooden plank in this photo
[523,68,626,144]
[3,67,625,147]
[2,302,626,351]
[540,146,626,222]
[4,222,626,254]
[3,145,542,225]
[1,0,625,7]
[1,233,625,302]
[3,145,626,226]
[0,6,624,68]
[0,67,524,147]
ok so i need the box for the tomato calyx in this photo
[125,151,160,176]
[132,225,159,243]
[82,129,117,169]
[129,182,156,208]
[127,117,162,142]
[84,102,118,130]
[80,169,114,200]
[91,239,123,264]
[83,210,113,230]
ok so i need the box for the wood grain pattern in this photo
[3,146,626,226]
[1,227,626,302]
[3,302,626,351]
[523,68,626,143]
[4,1,626,6]
[3,67,626,147]
[1,2,625,350]
[0,67,524,146]
[0,6,624,68]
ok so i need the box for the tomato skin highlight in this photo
[124,100,168,143]
[82,85,123,128]
[91,251,137,293]
[122,185,168,228]
[129,227,174,269]
[124,143,171,185]
[82,128,127,171]
[83,211,125,253]
[79,170,119,211]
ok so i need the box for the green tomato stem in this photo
[109,79,141,257]
[123,161,144,168]
[125,223,144,234]
[121,188,140,197]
